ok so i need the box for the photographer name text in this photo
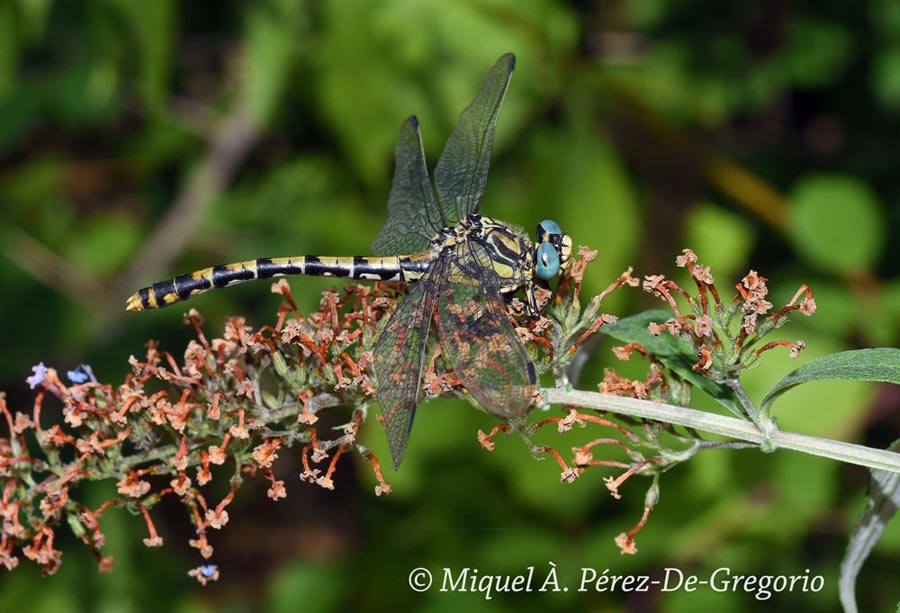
[407,564,825,601]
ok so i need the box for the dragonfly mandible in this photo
[126,53,573,468]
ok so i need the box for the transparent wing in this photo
[372,260,444,468]
[435,238,536,418]
[433,53,515,224]
[372,116,443,256]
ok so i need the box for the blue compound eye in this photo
[535,242,560,280]
[540,219,562,235]
[537,219,563,241]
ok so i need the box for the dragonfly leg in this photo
[524,281,541,317]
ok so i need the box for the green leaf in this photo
[267,561,348,613]
[761,348,900,415]
[871,45,900,112]
[869,0,900,38]
[243,0,307,126]
[625,0,668,28]
[787,174,886,274]
[103,0,175,113]
[782,18,852,87]
[739,331,873,440]
[839,440,900,613]
[313,0,576,186]
[601,310,745,418]
[0,1,19,100]
[67,215,142,276]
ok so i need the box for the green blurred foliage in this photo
[0,0,898,611]
[788,173,885,274]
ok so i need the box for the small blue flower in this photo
[67,369,88,384]
[66,364,96,384]
[200,564,217,578]
[27,362,48,389]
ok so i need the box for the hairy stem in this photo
[543,388,900,473]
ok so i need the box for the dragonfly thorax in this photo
[429,213,571,317]
[435,213,534,291]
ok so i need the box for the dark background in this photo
[0,1,898,611]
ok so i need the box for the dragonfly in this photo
[126,53,573,469]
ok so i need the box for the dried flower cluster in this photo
[646,249,815,372]
[1,280,397,578]
[0,248,816,575]
[475,248,817,553]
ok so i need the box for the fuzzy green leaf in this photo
[761,348,900,415]
[601,309,745,418]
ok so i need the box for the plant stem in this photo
[543,388,900,473]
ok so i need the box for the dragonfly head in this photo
[534,219,573,281]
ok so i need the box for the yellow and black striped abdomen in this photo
[125,255,429,311]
